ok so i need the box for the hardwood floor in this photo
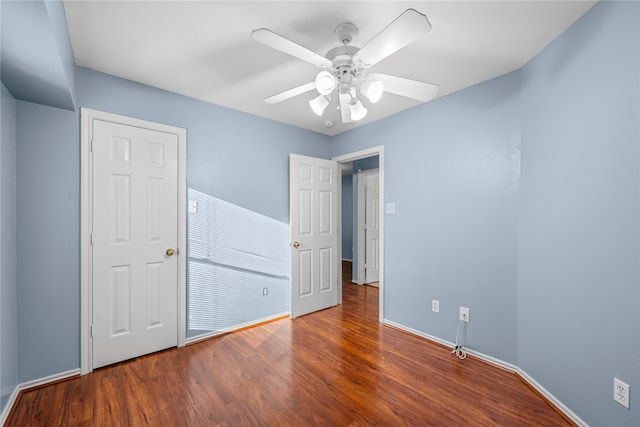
[8,267,574,426]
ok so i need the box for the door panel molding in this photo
[80,108,187,374]
[360,170,380,284]
[290,154,339,318]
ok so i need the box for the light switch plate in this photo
[432,300,440,313]
[188,200,198,213]
[385,203,396,214]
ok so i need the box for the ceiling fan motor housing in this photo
[325,45,361,85]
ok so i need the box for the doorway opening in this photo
[333,146,384,322]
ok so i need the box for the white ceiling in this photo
[63,1,596,136]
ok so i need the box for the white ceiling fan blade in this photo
[353,9,432,68]
[264,81,316,104]
[339,92,352,123]
[251,28,333,68]
[370,73,439,102]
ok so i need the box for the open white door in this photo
[365,174,380,283]
[290,154,339,318]
[91,119,179,369]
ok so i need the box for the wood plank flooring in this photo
[8,265,574,426]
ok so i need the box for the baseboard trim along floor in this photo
[1,368,81,426]
[383,319,587,427]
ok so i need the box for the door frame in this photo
[80,108,187,374]
[358,168,379,285]
[333,146,384,323]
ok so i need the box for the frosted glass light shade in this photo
[315,71,336,96]
[349,99,367,121]
[361,79,384,103]
[309,94,330,116]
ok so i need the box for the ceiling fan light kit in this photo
[361,79,384,104]
[348,98,368,121]
[251,8,440,125]
[315,71,336,95]
[309,94,330,116]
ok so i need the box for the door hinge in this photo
[90,139,95,153]
[90,233,94,245]
[90,324,94,338]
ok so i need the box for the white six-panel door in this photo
[290,154,339,318]
[91,119,179,369]
[365,174,380,283]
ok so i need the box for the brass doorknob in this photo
[166,248,175,256]
[292,242,300,248]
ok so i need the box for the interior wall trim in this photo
[333,145,385,322]
[383,319,588,427]
[2,320,589,426]
[0,386,18,427]
[2,313,289,424]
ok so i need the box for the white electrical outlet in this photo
[460,306,470,322]
[614,378,630,409]
[432,300,440,313]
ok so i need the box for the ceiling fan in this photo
[250,9,439,125]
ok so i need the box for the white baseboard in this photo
[2,312,291,424]
[1,368,81,426]
[515,368,588,427]
[2,322,589,427]
[382,319,588,427]
[0,386,19,427]
[2,311,289,424]
[384,319,457,350]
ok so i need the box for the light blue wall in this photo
[518,1,640,426]
[0,0,75,111]
[329,2,640,425]
[1,84,18,411]
[76,68,331,341]
[12,66,332,382]
[341,174,353,261]
[76,68,330,223]
[43,0,77,109]
[15,100,79,382]
[352,157,379,172]
[331,71,521,364]
[4,1,640,425]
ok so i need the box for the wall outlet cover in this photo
[459,306,470,322]
[614,378,630,409]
